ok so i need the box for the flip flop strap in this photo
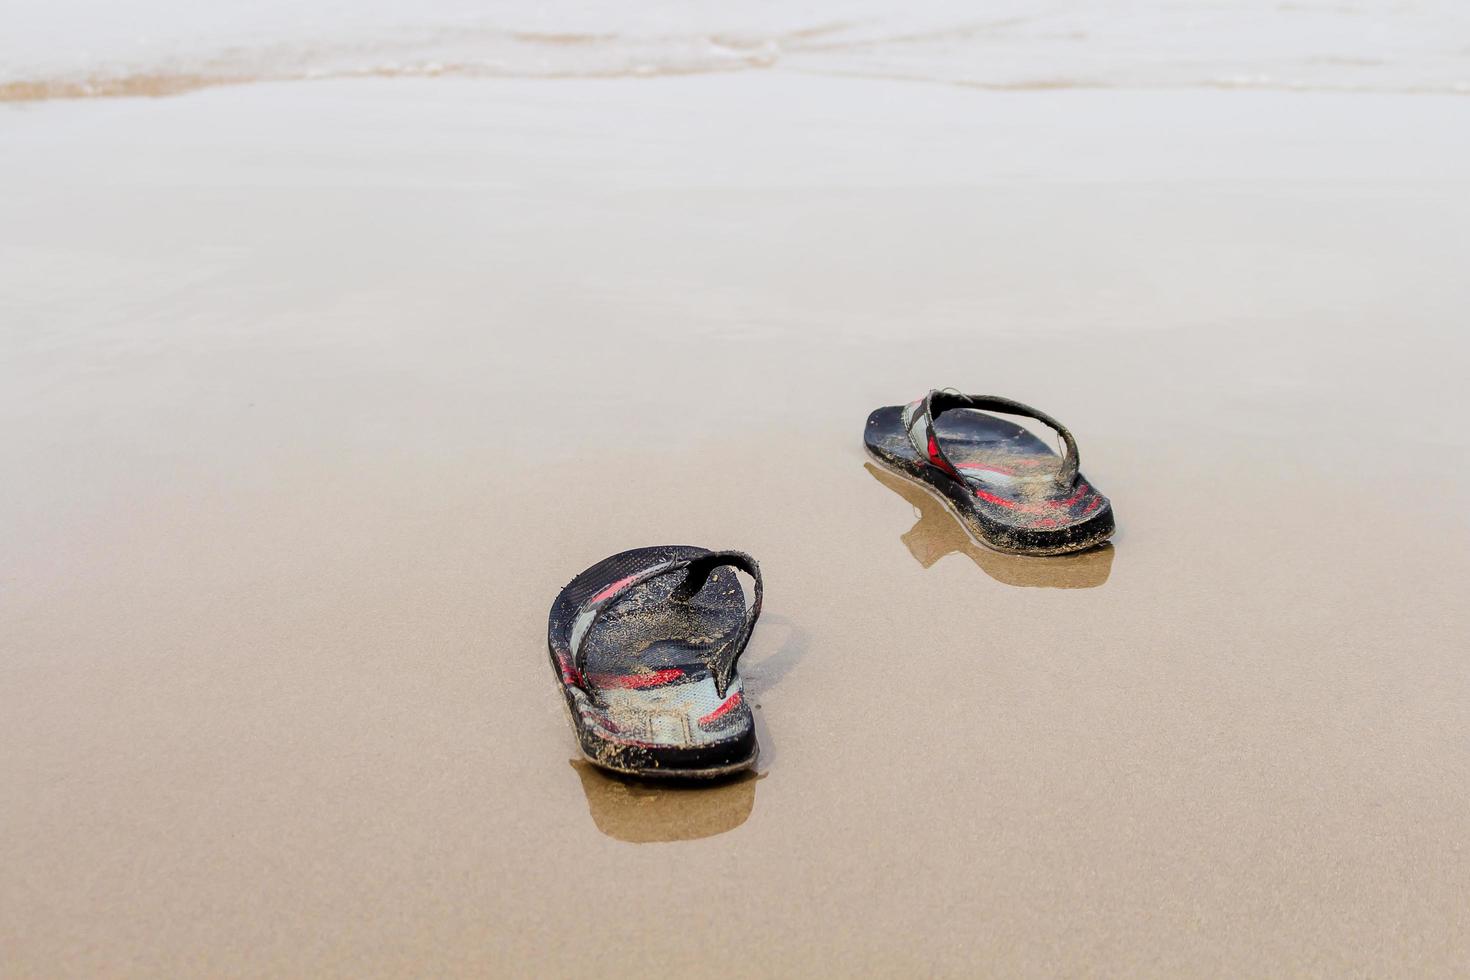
[903,389,1080,488]
[569,551,763,699]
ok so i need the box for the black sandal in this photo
[864,390,1115,555]
[547,545,763,779]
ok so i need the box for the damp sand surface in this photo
[3,74,1470,976]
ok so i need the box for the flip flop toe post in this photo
[547,545,763,779]
[865,390,1115,555]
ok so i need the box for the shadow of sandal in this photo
[570,761,764,843]
[865,462,1114,589]
[732,612,804,771]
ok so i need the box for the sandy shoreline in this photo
[3,74,1469,975]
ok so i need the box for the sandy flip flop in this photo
[864,389,1115,555]
[547,545,762,779]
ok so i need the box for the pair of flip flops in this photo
[547,390,1115,779]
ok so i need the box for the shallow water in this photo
[3,73,1469,975]
[4,0,1470,99]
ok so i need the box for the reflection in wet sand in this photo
[864,463,1113,588]
[571,761,761,843]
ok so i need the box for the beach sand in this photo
[3,73,1469,975]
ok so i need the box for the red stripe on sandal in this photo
[586,668,686,690]
[699,691,743,727]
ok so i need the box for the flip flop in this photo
[864,389,1115,556]
[547,545,763,779]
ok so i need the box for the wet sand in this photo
[3,75,1469,975]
